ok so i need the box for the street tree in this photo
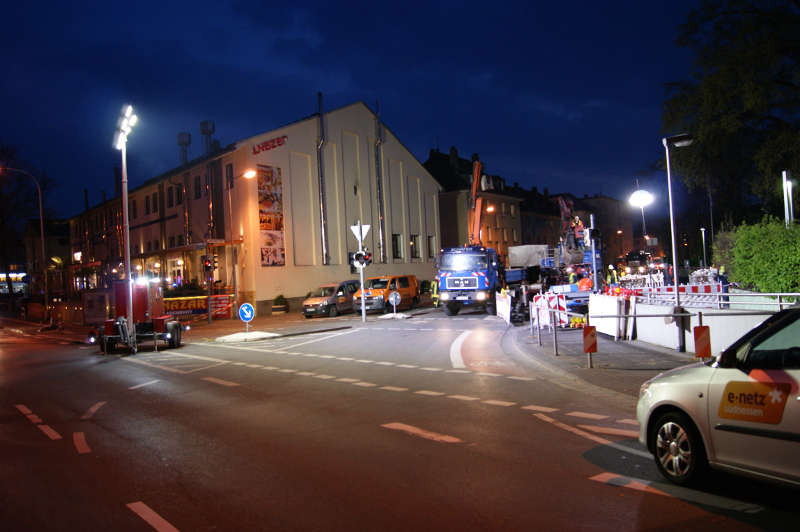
[663,0,800,222]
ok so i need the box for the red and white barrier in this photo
[533,293,568,327]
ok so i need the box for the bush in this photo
[273,294,287,306]
[730,216,800,293]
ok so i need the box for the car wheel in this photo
[652,411,706,486]
[444,302,461,316]
[328,305,338,318]
[104,337,115,355]
[411,297,418,310]
[304,314,313,319]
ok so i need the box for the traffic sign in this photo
[350,224,370,243]
[583,325,597,353]
[694,325,711,358]
[388,291,401,309]
[238,302,255,323]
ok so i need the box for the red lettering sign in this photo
[252,135,289,155]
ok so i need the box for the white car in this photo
[637,308,800,486]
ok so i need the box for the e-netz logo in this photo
[718,381,790,424]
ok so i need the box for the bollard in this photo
[536,306,542,347]
[586,314,592,368]
[551,308,559,356]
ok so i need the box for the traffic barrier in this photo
[533,293,568,328]
[694,325,711,358]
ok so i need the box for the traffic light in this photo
[203,256,212,272]
[364,250,372,266]
[353,251,366,267]
[212,254,219,270]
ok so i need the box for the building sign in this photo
[252,135,288,155]
[164,295,232,318]
[257,165,285,266]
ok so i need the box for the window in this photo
[513,228,519,242]
[747,315,800,370]
[204,174,209,196]
[146,241,152,252]
[398,277,409,288]
[153,239,160,251]
[168,236,175,248]
[502,202,507,214]
[226,164,234,189]
[178,235,184,246]
[145,195,151,215]
[410,234,420,258]
[152,192,158,212]
[194,176,202,199]
[510,204,516,217]
[392,234,403,259]
[132,199,137,219]
[427,236,435,259]
[167,187,174,208]
[176,186,183,205]
[503,228,509,242]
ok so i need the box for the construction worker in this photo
[606,264,619,286]
[571,216,585,249]
[578,273,593,291]
[568,268,578,285]
[431,278,440,308]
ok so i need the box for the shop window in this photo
[167,187,174,208]
[427,235,435,259]
[410,234,420,259]
[194,176,201,199]
[392,234,403,260]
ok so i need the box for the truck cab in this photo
[437,246,501,316]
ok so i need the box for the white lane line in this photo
[26,414,43,423]
[521,405,559,413]
[477,372,502,377]
[508,376,535,381]
[445,369,471,374]
[14,404,32,415]
[566,411,609,420]
[38,425,62,440]
[448,395,480,401]
[335,377,360,382]
[534,414,651,459]
[415,390,445,396]
[339,357,354,361]
[201,377,240,387]
[263,366,279,370]
[122,357,187,374]
[380,386,408,392]
[382,422,462,444]
[73,432,91,454]
[296,371,316,376]
[318,355,335,359]
[577,425,640,438]
[397,364,418,369]
[232,362,247,366]
[449,330,469,369]
[128,379,159,390]
[483,400,516,407]
[81,401,107,420]
[279,369,297,373]
[618,419,640,426]
[246,364,263,368]
[356,359,373,364]
[283,329,359,350]
[126,501,181,532]
[314,374,336,380]
[353,382,378,387]
[420,367,443,372]
[375,361,395,366]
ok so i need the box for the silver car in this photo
[302,281,359,318]
[637,308,800,487]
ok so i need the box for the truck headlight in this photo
[476,291,487,301]
[440,292,450,301]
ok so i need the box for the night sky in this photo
[3,1,698,220]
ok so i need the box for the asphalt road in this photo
[1,310,797,531]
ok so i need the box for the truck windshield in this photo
[367,278,390,289]
[440,253,487,271]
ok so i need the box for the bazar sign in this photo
[165,295,233,317]
[252,135,288,155]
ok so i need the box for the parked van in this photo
[302,280,360,318]
[354,275,419,313]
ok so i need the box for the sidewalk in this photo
[509,323,699,403]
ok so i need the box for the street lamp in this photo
[628,189,654,246]
[700,227,707,268]
[783,171,795,228]
[663,132,694,352]
[227,168,256,312]
[114,104,138,346]
[0,167,48,321]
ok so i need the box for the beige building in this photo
[81,101,441,314]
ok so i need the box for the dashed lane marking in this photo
[566,411,609,420]
[477,372,502,377]
[353,382,378,387]
[27,414,43,423]
[80,401,106,420]
[415,390,445,396]
[397,364,418,368]
[336,377,360,382]
[521,405,559,413]
[123,357,187,374]
[380,386,408,392]
[15,404,32,415]
[201,377,240,387]
[375,361,395,366]
[314,374,336,380]
[38,425,62,440]
[129,380,160,390]
[73,432,91,454]
[577,425,640,438]
[508,376,535,381]
[126,501,182,532]
[448,394,480,401]
[483,400,516,407]
[534,414,651,459]
[618,418,639,426]
[421,367,442,372]
[381,422,463,444]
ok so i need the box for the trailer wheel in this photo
[167,323,182,348]
[104,337,115,354]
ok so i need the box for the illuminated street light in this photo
[628,189,654,241]
[486,205,496,213]
[663,133,694,352]
[227,168,256,311]
[114,103,138,349]
[0,167,48,321]
[700,227,707,268]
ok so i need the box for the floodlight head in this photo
[663,133,694,148]
[244,169,256,179]
[629,189,654,208]
[125,105,133,118]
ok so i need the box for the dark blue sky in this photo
[3,1,698,219]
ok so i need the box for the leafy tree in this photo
[663,0,800,223]
[728,216,800,292]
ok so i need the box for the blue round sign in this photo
[238,302,255,323]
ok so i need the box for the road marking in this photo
[314,374,336,380]
[278,369,297,373]
[566,411,609,420]
[353,381,378,387]
[126,501,181,532]
[445,369,471,374]
[397,364,418,368]
[296,371,316,376]
[521,405,559,413]
[201,377,240,387]
[73,432,91,454]
[318,355,335,359]
[246,364,263,368]
[81,401,106,420]
[123,357,187,374]
[356,359,373,363]
[263,366,279,370]
[448,394,480,401]
[15,404,32,415]
[483,399,516,407]
[129,379,160,390]
[477,372,502,377]
[380,386,408,392]
[233,362,247,366]
[534,414,651,459]
[38,425,62,440]
[381,422,462,443]
[375,361,395,366]
[508,376,535,381]
[339,357,354,361]
[617,418,639,426]
[27,414,43,424]
[577,425,640,438]
[449,331,469,368]
[589,472,764,514]
[283,329,358,350]
[420,367,443,372]
[415,390,445,396]
[336,377,360,382]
